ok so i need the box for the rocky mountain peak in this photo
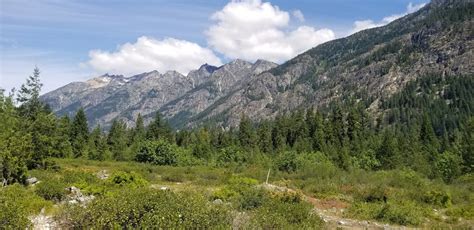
[252,59,278,74]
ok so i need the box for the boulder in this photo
[213,199,223,205]
[26,177,39,185]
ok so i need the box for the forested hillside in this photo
[1,67,473,228]
[1,0,473,228]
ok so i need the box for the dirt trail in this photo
[262,184,414,230]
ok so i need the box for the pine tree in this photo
[16,67,44,119]
[132,114,145,142]
[71,108,89,157]
[420,113,440,156]
[238,114,256,148]
[146,112,173,142]
[88,126,109,161]
[0,92,32,184]
[257,121,273,153]
[376,131,400,169]
[108,119,128,161]
[310,112,325,151]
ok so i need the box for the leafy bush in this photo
[216,146,247,167]
[423,190,452,208]
[59,188,231,228]
[376,202,424,226]
[0,184,51,229]
[135,140,178,166]
[35,178,67,201]
[238,187,267,210]
[249,193,323,229]
[108,171,148,188]
[275,151,298,173]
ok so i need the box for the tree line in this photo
[1,68,472,185]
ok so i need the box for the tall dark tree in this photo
[16,67,44,119]
[257,121,273,154]
[131,113,146,144]
[238,114,256,149]
[71,108,89,157]
[146,112,173,142]
[108,119,128,161]
[88,126,109,161]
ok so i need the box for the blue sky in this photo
[0,0,426,93]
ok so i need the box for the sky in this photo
[0,0,427,94]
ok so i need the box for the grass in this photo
[2,158,473,228]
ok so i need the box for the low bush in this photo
[423,190,452,208]
[108,171,148,188]
[249,193,323,229]
[0,184,51,229]
[59,188,231,228]
[376,201,425,226]
[35,178,67,201]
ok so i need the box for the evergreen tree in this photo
[146,112,173,142]
[461,117,474,173]
[88,126,109,161]
[331,105,346,147]
[71,108,89,157]
[0,91,32,184]
[420,113,440,156]
[131,113,146,144]
[257,121,273,154]
[238,114,256,149]
[376,131,400,169]
[55,116,73,158]
[16,67,44,119]
[108,120,128,161]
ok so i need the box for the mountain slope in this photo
[41,60,277,128]
[41,0,473,129]
[187,0,473,127]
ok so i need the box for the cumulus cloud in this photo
[292,10,305,22]
[87,36,222,76]
[350,2,426,34]
[205,0,335,63]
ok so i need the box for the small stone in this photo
[213,199,223,205]
[26,177,38,185]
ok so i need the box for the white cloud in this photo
[205,0,335,63]
[350,2,426,34]
[87,36,222,76]
[292,10,305,22]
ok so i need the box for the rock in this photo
[65,186,94,205]
[26,177,39,185]
[213,199,223,205]
[96,170,109,180]
[337,220,346,225]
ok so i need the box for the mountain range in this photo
[41,0,473,129]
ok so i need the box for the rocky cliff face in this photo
[41,0,473,129]
[186,0,473,127]
[41,60,277,128]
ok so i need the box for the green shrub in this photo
[135,140,178,166]
[108,171,148,188]
[249,194,323,229]
[35,178,67,201]
[59,188,231,228]
[0,184,51,229]
[238,188,267,210]
[346,201,384,221]
[423,190,452,208]
[275,151,298,173]
[376,202,424,226]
